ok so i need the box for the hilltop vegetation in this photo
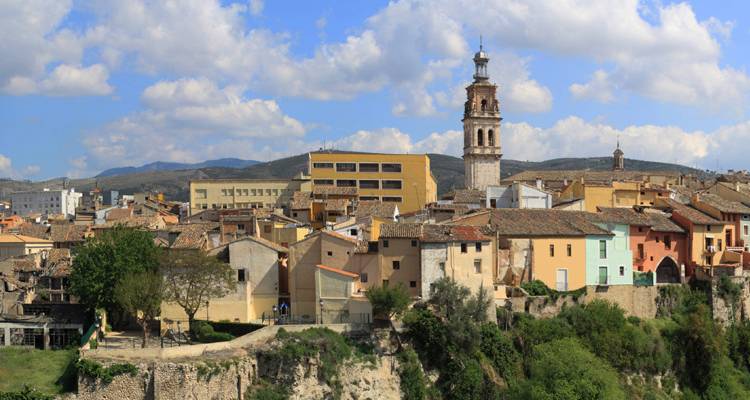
[0,152,707,201]
[394,278,750,400]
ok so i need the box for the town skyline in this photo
[2,0,750,180]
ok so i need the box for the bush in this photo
[397,349,427,400]
[76,359,138,384]
[244,379,289,400]
[191,321,235,343]
[479,323,520,382]
[511,337,625,400]
[0,386,54,400]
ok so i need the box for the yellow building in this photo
[189,175,311,215]
[560,180,642,212]
[530,237,588,290]
[258,218,311,248]
[308,151,437,213]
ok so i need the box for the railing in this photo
[727,246,745,253]
[80,323,98,347]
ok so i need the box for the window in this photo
[350,229,358,236]
[336,163,357,172]
[393,261,400,270]
[598,266,608,285]
[665,235,672,249]
[313,162,334,169]
[461,243,467,253]
[383,240,389,248]
[327,251,333,256]
[336,180,357,187]
[439,262,445,273]
[359,180,379,189]
[368,242,379,252]
[488,129,494,146]
[314,179,334,185]
[477,129,484,146]
[619,266,625,276]
[638,243,645,259]
[411,240,417,247]
[707,225,712,232]
[718,239,723,251]
[237,224,245,231]
[474,259,482,274]
[382,180,402,189]
[360,273,368,283]
[475,242,482,252]
[359,163,379,172]
[383,279,389,286]
[745,225,749,236]
[655,236,660,243]
[549,244,555,257]
[237,269,246,282]
[599,240,607,259]
[360,196,379,201]
[195,189,207,199]
[382,163,402,173]
[410,281,417,288]
[567,244,572,257]
[293,212,298,217]
[382,197,402,203]
[266,189,272,196]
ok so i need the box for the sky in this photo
[2,0,750,180]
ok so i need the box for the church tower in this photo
[613,139,624,171]
[463,42,501,191]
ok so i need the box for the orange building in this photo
[597,207,687,283]
[0,215,24,232]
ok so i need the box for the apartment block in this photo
[10,188,82,218]
[308,151,437,214]
[189,175,311,216]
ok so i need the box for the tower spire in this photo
[480,35,483,51]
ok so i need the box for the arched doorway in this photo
[655,256,680,284]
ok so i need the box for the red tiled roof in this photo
[316,264,359,279]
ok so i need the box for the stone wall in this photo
[506,285,659,319]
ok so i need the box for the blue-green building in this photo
[585,222,633,286]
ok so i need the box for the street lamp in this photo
[272,305,278,323]
[319,299,324,325]
[205,300,210,321]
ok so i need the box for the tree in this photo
[114,271,163,348]
[69,227,161,318]
[366,283,410,320]
[511,337,626,400]
[160,250,236,332]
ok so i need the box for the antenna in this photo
[479,35,483,51]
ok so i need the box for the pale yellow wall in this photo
[309,153,437,213]
[690,223,732,266]
[189,179,311,215]
[379,238,421,296]
[259,220,309,247]
[444,240,495,296]
[531,237,587,290]
[0,243,53,259]
[351,253,380,292]
[288,233,356,317]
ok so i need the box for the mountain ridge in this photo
[0,153,710,202]
[96,158,261,177]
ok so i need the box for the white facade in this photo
[486,182,552,209]
[10,188,81,218]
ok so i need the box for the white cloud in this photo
[83,79,306,168]
[0,1,111,96]
[570,70,615,103]
[0,154,43,179]
[249,0,263,16]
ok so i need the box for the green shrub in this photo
[191,321,235,343]
[0,386,55,400]
[397,349,427,400]
[718,276,743,307]
[75,359,138,384]
[510,337,625,400]
[479,323,520,382]
[244,379,289,400]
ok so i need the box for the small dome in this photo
[614,148,624,156]
[474,50,488,60]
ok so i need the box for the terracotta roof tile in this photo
[456,209,612,236]
[290,191,312,210]
[16,223,50,240]
[49,224,88,243]
[659,198,723,225]
[106,208,133,221]
[421,225,492,242]
[380,223,423,239]
[316,264,359,279]
[695,193,750,214]
[595,207,684,233]
[354,201,398,220]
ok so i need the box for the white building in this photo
[486,182,552,209]
[10,188,82,218]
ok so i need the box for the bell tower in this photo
[613,138,624,171]
[463,40,501,191]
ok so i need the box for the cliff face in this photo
[64,331,403,400]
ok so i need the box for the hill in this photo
[95,158,260,177]
[0,154,708,201]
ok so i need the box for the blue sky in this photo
[2,0,750,180]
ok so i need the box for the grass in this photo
[0,347,77,395]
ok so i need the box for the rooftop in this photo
[0,234,53,244]
[659,198,723,225]
[694,193,750,214]
[476,209,613,236]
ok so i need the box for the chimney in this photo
[535,177,543,190]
